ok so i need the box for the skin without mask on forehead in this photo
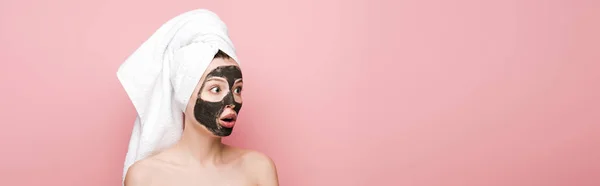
[193,65,243,137]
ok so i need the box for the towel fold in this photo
[116,9,239,185]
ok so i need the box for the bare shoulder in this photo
[240,150,279,186]
[241,150,276,168]
[124,158,162,186]
[124,159,150,186]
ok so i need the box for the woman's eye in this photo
[234,87,242,94]
[210,87,221,93]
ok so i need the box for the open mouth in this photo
[220,117,236,122]
[218,113,237,128]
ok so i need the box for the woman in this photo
[117,9,278,186]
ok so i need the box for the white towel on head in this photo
[116,9,239,184]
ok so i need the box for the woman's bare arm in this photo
[245,152,279,186]
[124,161,151,186]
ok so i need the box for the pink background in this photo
[1,0,599,185]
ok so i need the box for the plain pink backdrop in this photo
[1,0,599,185]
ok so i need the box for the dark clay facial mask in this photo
[194,65,243,136]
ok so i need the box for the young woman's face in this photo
[186,57,243,137]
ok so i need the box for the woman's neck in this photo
[174,118,225,166]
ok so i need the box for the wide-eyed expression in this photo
[193,65,243,136]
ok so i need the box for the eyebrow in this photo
[206,77,227,82]
[234,79,243,84]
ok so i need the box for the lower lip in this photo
[219,120,236,128]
